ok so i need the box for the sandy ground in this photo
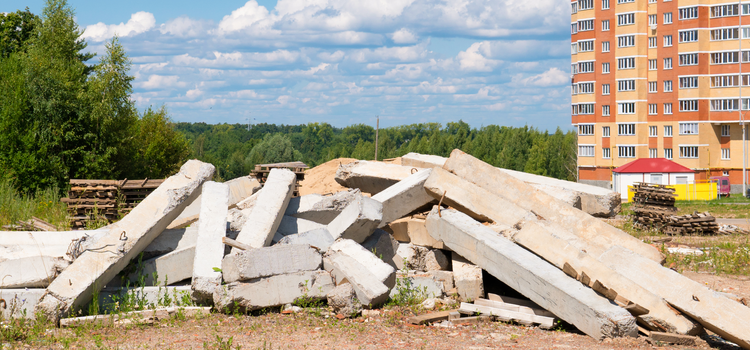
[298,158,358,196]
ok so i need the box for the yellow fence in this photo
[627,181,718,202]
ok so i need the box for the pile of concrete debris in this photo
[1,150,749,349]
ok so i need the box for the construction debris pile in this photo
[2,151,750,349]
[631,183,719,235]
[61,179,164,229]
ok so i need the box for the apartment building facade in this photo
[571,0,750,192]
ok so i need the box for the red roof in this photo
[613,158,694,174]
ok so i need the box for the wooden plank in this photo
[406,309,458,325]
[69,179,120,186]
[474,298,556,318]
[649,331,698,346]
[487,293,542,310]
[459,303,555,329]
[222,237,253,251]
[449,315,491,325]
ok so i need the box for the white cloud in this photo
[391,28,418,44]
[457,42,499,72]
[160,16,211,38]
[83,11,156,42]
[517,68,569,87]
[217,0,270,34]
[138,75,183,89]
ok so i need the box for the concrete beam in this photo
[600,246,750,349]
[452,252,484,302]
[327,194,383,243]
[233,169,296,251]
[361,229,399,270]
[323,252,390,307]
[192,182,230,302]
[35,160,215,322]
[0,256,69,288]
[385,217,444,249]
[277,228,335,251]
[394,243,448,272]
[0,288,45,319]
[335,161,424,194]
[425,207,637,340]
[167,176,260,230]
[213,271,334,312]
[327,239,395,289]
[276,215,326,236]
[390,271,444,299]
[221,244,322,283]
[400,153,447,169]
[372,169,435,227]
[286,191,360,225]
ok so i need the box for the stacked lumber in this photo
[630,183,677,229]
[249,161,307,197]
[663,212,719,236]
[61,179,163,229]
[119,179,164,215]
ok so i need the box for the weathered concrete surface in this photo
[327,194,383,243]
[385,217,444,249]
[222,244,322,283]
[400,152,447,169]
[0,229,104,248]
[286,191,362,225]
[327,283,362,316]
[233,169,296,251]
[285,194,323,219]
[390,271,444,299]
[0,288,46,319]
[425,207,637,340]
[276,215,326,236]
[600,246,750,349]
[451,252,484,302]
[361,229,399,270]
[394,243,449,272]
[168,177,260,229]
[323,252,390,307]
[427,270,454,293]
[110,246,195,287]
[235,191,259,210]
[213,271,334,312]
[509,222,701,335]
[425,164,664,264]
[335,161,424,195]
[35,160,215,322]
[142,227,198,259]
[372,169,434,227]
[192,182,230,302]
[327,239,396,289]
[277,228,335,251]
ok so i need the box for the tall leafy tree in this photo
[0,8,38,57]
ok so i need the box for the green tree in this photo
[524,138,549,176]
[126,106,191,179]
[246,133,303,167]
[0,8,38,57]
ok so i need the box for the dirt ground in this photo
[298,158,357,196]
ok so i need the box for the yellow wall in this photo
[626,182,718,202]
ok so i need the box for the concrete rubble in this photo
[2,152,749,349]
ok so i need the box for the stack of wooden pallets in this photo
[630,183,718,235]
[663,212,719,236]
[249,161,308,197]
[119,179,164,215]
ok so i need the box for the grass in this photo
[0,177,70,230]
[622,195,750,219]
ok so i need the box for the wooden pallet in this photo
[62,178,163,229]
[249,162,308,197]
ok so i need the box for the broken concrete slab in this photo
[327,194,383,243]
[233,169,296,251]
[214,270,334,312]
[35,160,215,322]
[372,169,435,227]
[327,239,396,289]
[400,152,447,169]
[323,252,390,307]
[394,243,449,272]
[276,215,326,236]
[285,194,323,219]
[600,245,750,349]
[0,288,46,319]
[424,165,664,265]
[335,161,424,195]
[327,282,362,317]
[390,271,444,299]
[361,229,399,270]
[286,191,362,225]
[452,252,484,302]
[425,207,637,340]
[221,244,322,283]
[427,270,454,293]
[277,228,335,251]
[109,246,195,288]
[385,216,444,249]
[167,176,261,230]
[192,182,230,302]
[142,227,198,259]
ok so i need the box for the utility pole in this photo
[375,116,380,161]
[742,0,747,196]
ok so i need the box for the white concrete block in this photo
[0,256,69,288]
[0,288,46,319]
[335,161,424,195]
[394,243,449,272]
[323,252,390,307]
[233,169,296,251]
[221,244,322,283]
[451,252,484,302]
[372,169,434,227]
[386,217,444,249]
[327,194,383,244]
[192,182,230,302]
[328,239,395,289]
[213,271,334,312]
[389,272,444,299]
[277,228,335,251]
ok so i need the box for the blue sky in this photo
[3,0,572,130]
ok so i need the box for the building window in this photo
[679,122,699,134]
[664,35,673,47]
[665,125,673,137]
[618,57,636,70]
[649,81,657,92]
[602,105,610,116]
[680,77,699,89]
[572,1,578,14]
[571,43,577,55]
[680,146,699,158]
[723,171,730,176]
[664,103,673,115]
[711,52,739,64]
[602,84,610,95]
[579,124,594,135]
[571,63,578,75]
[602,20,610,31]
[711,28,739,41]
[618,0,634,3]
[618,123,636,135]
[602,41,610,52]
[649,148,658,158]
[680,100,699,112]
[579,0,594,10]
[619,146,636,158]
[679,53,698,66]
[664,80,673,92]
[678,30,698,43]
[579,145,595,157]
[618,80,636,91]
[579,61,595,73]
[648,37,657,48]
[618,35,635,48]
[618,103,636,115]
[579,82,594,94]
[722,148,731,160]
[571,23,578,34]
[649,104,657,115]
[711,99,739,111]
[649,59,657,70]
[664,12,673,24]
[711,75,739,87]
[664,58,672,69]
[679,7,699,20]
[602,0,610,10]
[711,4,739,18]
[578,103,595,114]
[603,148,611,159]
[649,126,657,136]
[572,104,577,115]
[602,62,610,73]
[572,83,578,95]
[603,126,610,137]
[579,19,594,31]
[618,13,636,26]
[722,125,731,137]
[579,40,595,52]
[665,148,673,159]
[649,14,657,26]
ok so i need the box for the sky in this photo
[3,0,572,130]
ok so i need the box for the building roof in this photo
[613,158,694,174]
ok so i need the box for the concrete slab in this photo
[385,217,444,249]
[394,243,449,272]
[361,229,399,270]
[213,271,334,312]
[335,161,424,195]
[233,169,296,251]
[451,252,484,302]
[276,215,326,236]
[327,194,383,243]
[167,176,261,229]
[400,153,447,169]
[323,252,390,307]
[221,244,322,283]
[600,245,750,349]
[327,282,361,316]
[0,256,69,288]
[327,239,395,289]
[286,191,363,225]
[372,169,435,227]
[277,228,335,251]
[191,182,230,302]
[0,288,46,319]
[425,207,637,340]
[285,194,323,219]
[35,160,215,322]
[109,246,195,288]
[390,271,444,299]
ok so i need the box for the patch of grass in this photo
[203,334,241,350]
[387,260,430,306]
[0,177,69,230]
[663,237,750,275]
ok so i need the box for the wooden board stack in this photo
[631,183,718,235]
[61,179,163,229]
[249,161,308,197]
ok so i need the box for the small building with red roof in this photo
[612,158,695,199]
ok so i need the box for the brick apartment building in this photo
[571,0,750,193]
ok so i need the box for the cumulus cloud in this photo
[517,68,569,87]
[160,16,212,37]
[391,28,418,44]
[457,42,500,72]
[83,11,156,42]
